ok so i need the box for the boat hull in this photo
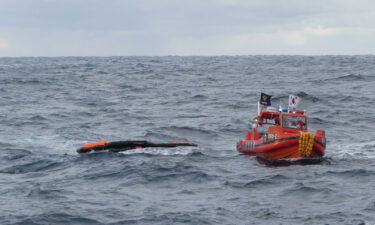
[236,135,325,159]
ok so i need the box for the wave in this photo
[191,94,208,99]
[314,73,375,84]
[295,211,368,225]
[80,152,216,186]
[255,157,327,167]
[365,201,375,212]
[295,91,322,102]
[323,168,375,178]
[146,126,219,143]
[334,94,373,104]
[110,212,216,225]
[330,140,375,159]
[81,163,141,181]
[308,117,332,125]
[13,213,102,225]
[142,131,190,142]
[330,73,365,81]
[271,91,322,103]
[2,76,59,86]
[145,170,216,184]
[26,183,69,200]
[122,147,195,157]
[283,182,334,195]
[1,149,31,161]
[0,158,62,174]
[224,174,290,188]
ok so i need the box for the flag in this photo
[288,95,301,109]
[259,93,272,106]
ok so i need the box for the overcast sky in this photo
[0,0,374,56]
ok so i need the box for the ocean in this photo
[1,56,374,225]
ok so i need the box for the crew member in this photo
[296,117,305,129]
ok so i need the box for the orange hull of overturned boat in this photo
[237,109,326,159]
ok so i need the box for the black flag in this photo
[259,93,272,106]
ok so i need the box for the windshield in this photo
[282,115,307,129]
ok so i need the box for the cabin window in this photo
[282,115,307,129]
[260,117,280,125]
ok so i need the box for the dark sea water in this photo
[0,56,375,225]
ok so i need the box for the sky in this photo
[0,0,375,56]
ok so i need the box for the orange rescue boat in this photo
[237,107,326,159]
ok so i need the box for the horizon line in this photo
[1,54,375,58]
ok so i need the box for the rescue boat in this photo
[236,95,326,159]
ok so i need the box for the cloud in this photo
[0,0,375,56]
[303,25,339,36]
[0,39,9,48]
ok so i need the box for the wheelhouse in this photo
[257,110,308,131]
[281,114,307,130]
